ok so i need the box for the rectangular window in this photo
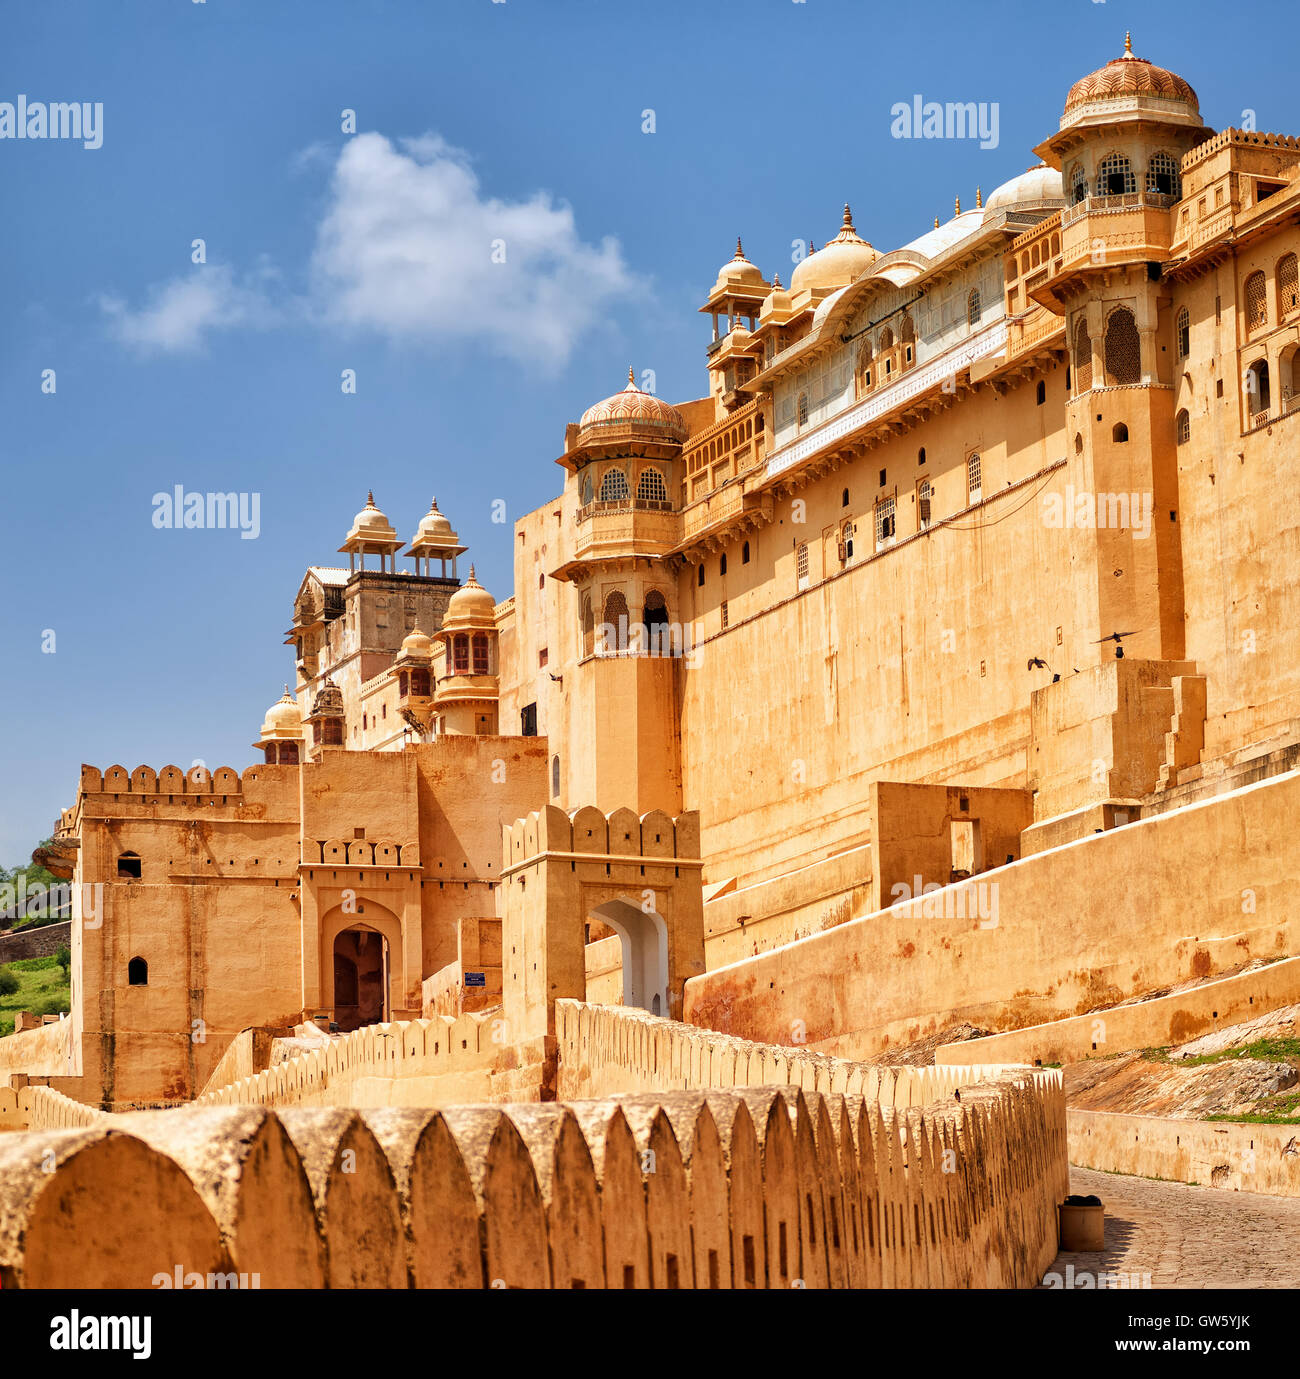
[875,495,896,549]
[520,703,537,736]
[795,542,809,591]
[720,600,729,629]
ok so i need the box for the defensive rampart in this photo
[0,1070,1063,1288]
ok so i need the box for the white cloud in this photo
[309,132,640,366]
[100,263,276,353]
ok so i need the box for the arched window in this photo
[452,634,469,674]
[1146,151,1181,198]
[797,393,809,425]
[742,540,751,564]
[917,446,926,466]
[1112,422,1129,442]
[841,487,850,507]
[471,634,490,675]
[599,467,629,501]
[1245,271,1268,331]
[643,589,668,649]
[1073,316,1092,392]
[1104,307,1141,385]
[899,314,915,365]
[879,327,894,377]
[551,755,560,798]
[918,478,932,529]
[1036,380,1046,405]
[1279,253,1299,316]
[1176,409,1190,444]
[857,340,873,392]
[967,290,981,326]
[580,594,594,657]
[1175,306,1190,359]
[966,453,982,502]
[1069,162,1087,205]
[637,467,668,504]
[1074,432,1084,455]
[579,469,594,505]
[602,590,629,649]
[116,851,142,880]
[128,957,148,987]
[1246,359,1271,416]
[1096,152,1135,196]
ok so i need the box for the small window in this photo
[917,446,926,466]
[1112,422,1129,443]
[1246,359,1271,416]
[599,467,629,501]
[795,542,809,590]
[521,703,538,736]
[720,600,729,629]
[719,554,727,576]
[841,487,849,507]
[797,393,809,425]
[1146,151,1181,198]
[1279,254,1299,315]
[117,852,142,880]
[637,467,669,504]
[1104,307,1141,385]
[967,289,981,326]
[1036,380,1046,405]
[698,564,705,587]
[967,453,982,502]
[878,468,886,488]
[1175,306,1190,359]
[551,755,560,798]
[1245,271,1267,331]
[1069,162,1087,205]
[918,479,932,530]
[1176,409,1190,444]
[742,540,750,564]
[875,495,896,547]
[128,957,148,987]
[1096,152,1135,196]
[1074,432,1084,455]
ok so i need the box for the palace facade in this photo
[19,39,1300,1108]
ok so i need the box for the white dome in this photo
[983,166,1065,217]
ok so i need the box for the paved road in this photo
[1040,1166,1300,1289]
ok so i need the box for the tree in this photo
[56,945,70,979]
[0,968,19,997]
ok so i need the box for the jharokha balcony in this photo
[572,497,680,562]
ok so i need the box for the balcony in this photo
[572,498,680,562]
[1059,191,1178,268]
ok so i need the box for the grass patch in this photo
[0,960,70,1037]
[1144,1038,1300,1068]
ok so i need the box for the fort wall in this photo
[937,956,1300,1067]
[683,769,1300,1056]
[0,1074,1064,1288]
[1068,1109,1300,1196]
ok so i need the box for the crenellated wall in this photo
[0,1069,1064,1288]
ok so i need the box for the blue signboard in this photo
[465,971,486,988]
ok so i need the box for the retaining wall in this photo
[936,957,1300,1067]
[1068,1110,1300,1196]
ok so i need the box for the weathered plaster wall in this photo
[683,769,1300,1058]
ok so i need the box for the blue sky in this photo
[0,0,1282,860]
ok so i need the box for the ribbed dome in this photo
[260,688,302,739]
[1064,34,1197,117]
[444,567,496,624]
[577,369,689,442]
[984,165,1064,216]
[712,237,765,293]
[790,205,877,293]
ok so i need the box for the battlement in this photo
[80,763,272,798]
[502,805,701,875]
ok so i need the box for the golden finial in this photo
[366,489,375,506]
[1124,30,1133,55]
[976,185,982,208]
[955,196,961,215]
[283,684,290,697]
[843,203,853,227]
[734,236,745,259]
[468,564,477,582]
[772,271,782,287]
[934,216,940,229]
[627,366,636,387]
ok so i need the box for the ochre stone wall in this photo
[937,956,1300,1067]
[1,1073,1064,1288]
[1069,1110,1300,1196]
[683,768,1300,1057]
[0,920,72,964]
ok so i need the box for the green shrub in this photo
[0,968,19,997]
